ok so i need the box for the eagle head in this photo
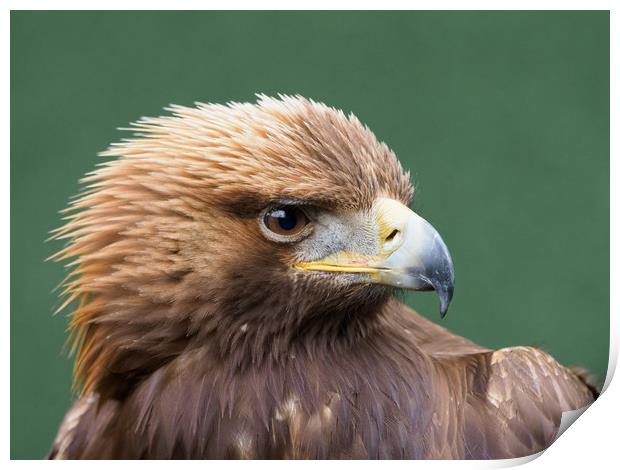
[52,95,453,394]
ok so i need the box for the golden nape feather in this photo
[49,95,596,459]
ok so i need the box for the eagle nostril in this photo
[385,229,399,243]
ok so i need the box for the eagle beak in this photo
[296,198,455,317]
[373,198,455,318]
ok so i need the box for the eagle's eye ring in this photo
[260,205,311,242]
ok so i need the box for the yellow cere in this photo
[374,198,412,257]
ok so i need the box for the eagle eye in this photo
[262,206,310,239]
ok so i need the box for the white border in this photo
[4,2,616,467]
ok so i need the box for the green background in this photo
[11,11,609,459]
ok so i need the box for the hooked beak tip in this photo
[438,283,454,319]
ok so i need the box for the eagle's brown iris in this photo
[263,206,309,237]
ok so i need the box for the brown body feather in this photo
[49,96,595,459]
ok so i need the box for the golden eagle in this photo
[49,95,596,459]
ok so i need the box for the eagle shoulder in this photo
[463,346,596,458]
